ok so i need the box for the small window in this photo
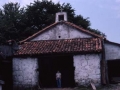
[59,15,64,21]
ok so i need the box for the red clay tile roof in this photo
[20,21,104,43]
[15,38,102,56]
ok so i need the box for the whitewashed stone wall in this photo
[105,42,120,60]
[73,54,101,86]
[13,57,39,89]
[31,24,92,41]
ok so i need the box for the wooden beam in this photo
[90,82,96,90]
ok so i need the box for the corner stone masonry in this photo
[13,57,39,89]
[73,54,101,86]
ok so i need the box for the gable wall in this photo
[105,42,120,60]
[31,24,92,41]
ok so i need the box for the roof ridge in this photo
[105,39,120,46]
[20,21,104,43]
[64,21,104,39]
[20,22,59,43]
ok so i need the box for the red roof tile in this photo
[15,38,102,55]
[20,21,104,43]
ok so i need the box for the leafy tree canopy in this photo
[0,0,105,44]
[0,2,25,43]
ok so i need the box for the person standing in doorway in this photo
[56,71,61,88]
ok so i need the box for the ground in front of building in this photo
[41,84,120,90]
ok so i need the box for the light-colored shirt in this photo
[56,72,61,79]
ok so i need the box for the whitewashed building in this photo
[12,12,120,89]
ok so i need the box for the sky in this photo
[0,0,120,43]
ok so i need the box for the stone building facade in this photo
[11,12,120,89]
[13,58,38,88]
[73,54,101,86]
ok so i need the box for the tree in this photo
[24,0,105,37]
[0,0,105,44]
[24,0,88,33]
[0,2,26,43]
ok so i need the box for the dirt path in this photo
[42,84,120,90]
[42,88,74,90]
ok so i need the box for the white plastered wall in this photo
[31,24,92,41]
[73,54,101,86]
[105,42,120,60]
[13,57,39,88]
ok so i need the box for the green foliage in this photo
[0,0,105,44]
[88,28,105,37]
[0,2,26,43]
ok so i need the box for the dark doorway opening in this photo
[107,60,120,84]
[38,55,75,88]
[0,57,13,90]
